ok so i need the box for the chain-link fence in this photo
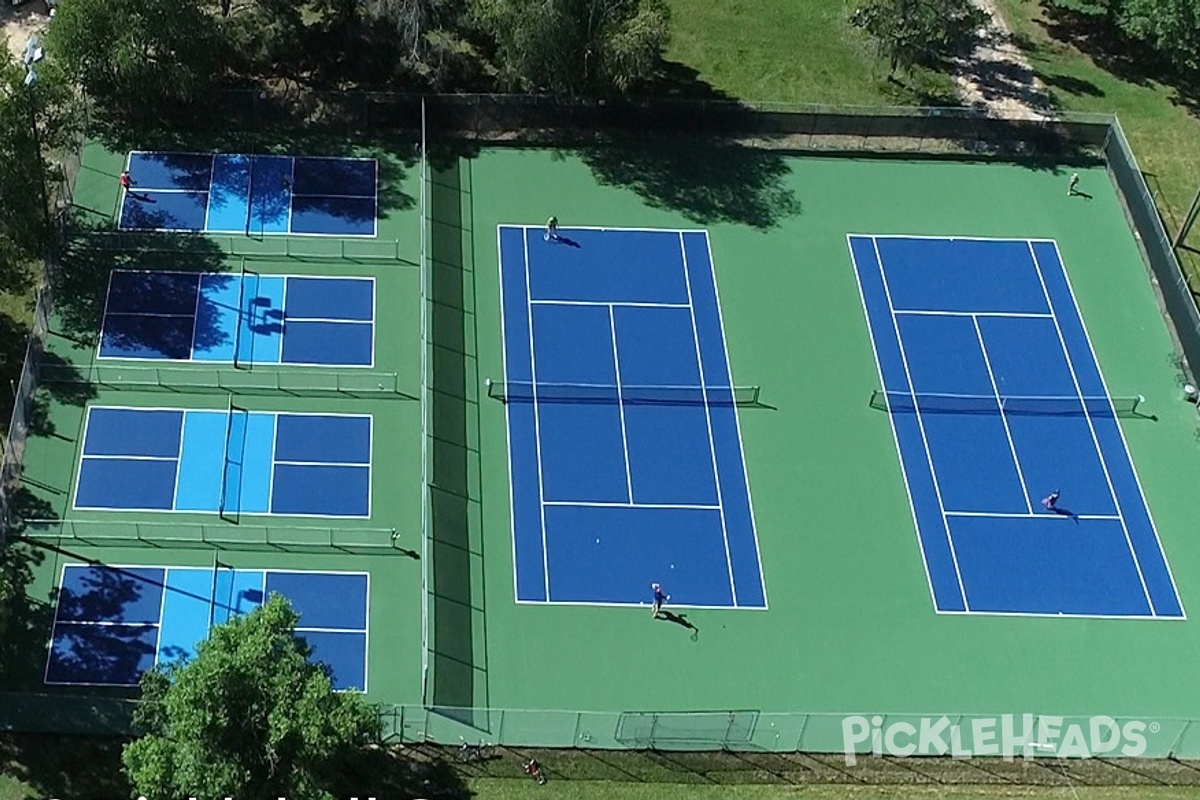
[379,705,1200,759]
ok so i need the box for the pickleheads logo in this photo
[841,715,1154,764]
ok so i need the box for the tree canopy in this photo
[122,594,379,800]
[850,0,989,76]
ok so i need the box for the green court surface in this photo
[14,135,1200,752]
[433,148,1200,738]
[8,139,426,706]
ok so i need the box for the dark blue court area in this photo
[46,564,368,689]
[849,234,1183,619]
[499,225,765,609]
[75,407,372,517]
[119,152,377,237]
[99,270,375,366]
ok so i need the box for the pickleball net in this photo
[485,379,762,406]
[870,390,1146,417]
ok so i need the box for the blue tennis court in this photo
[118,152,377,237]
[499,225,765,609]
[74,407,372,518]
[45,564,368,690]
[98,270,375,366]
[849,234,1183,619]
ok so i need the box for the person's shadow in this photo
[656,610,700,641]
[552,235,582,249]
[1069,189,1094,200]
[1048,506,1081,523]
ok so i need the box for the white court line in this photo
[294,626,369,634]
[187,272,204,360]
[524,229,553,602]
[104,310,197,319]
[855,233,1058,244]
[150,566,172,671]
[873,236,971,611]
[945,510,1121,520]
[130,187,207,195]
[608,305,635,503]
[531,299,692,309]
[290,192,377,200]
[201,153,217,232]
[77,453,177,462]
[972,315,1034,513]
[281,316,373,325]
[846,235,939,610]
[508,224,709,234]
[50,619,159,628]
[680,232,738,606]
[1049,240,1185,618]
[895,309,1053,319]
[285,156,296,235]
[264,411,278,515]
[1027,241,1155,614]
[543,500,721,510]
[169,411,191,511]
[702,232,768,609]
[498,226,524,606]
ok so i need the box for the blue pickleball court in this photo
[98,270,375,366]
[499,225,766,609]
[118,152,377,237]
[45,563,369,690]
[74,406,372,518]
[849,234,1183,619]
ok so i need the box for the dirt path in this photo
[954,0,1051,118]
[0,1,49,62]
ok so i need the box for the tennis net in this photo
[869,390,1145,416]
[486,379,761,406]
[39,363,407,397]
[20,518,407,553]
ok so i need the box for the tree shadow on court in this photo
[91,109,418,226]
[568,136,801,230]
[52,223,233,356]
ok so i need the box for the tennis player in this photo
[119,170,132,191]
[1068,173,1079,196]
[545,215,559,241]
[1041,490,1060,511]
[651,582,670,618]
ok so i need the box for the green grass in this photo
[664,0,957,105]
[982,0,1200,279]
[469,784,1200,800]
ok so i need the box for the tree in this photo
[472,0,670,96]
[45,0,225,119]
[1118,0,1200,75]
[850,0,989,76]
[122,594,380,800]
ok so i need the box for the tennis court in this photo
[99,270,375,366]
[849,234,1183,619]
[118,152,377,237]
[74,407,373,517]
[45,563,368,690]
[497,225,765,609]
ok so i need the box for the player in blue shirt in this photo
[651,582,670,618]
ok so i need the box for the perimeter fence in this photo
[380,705,1200,759]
